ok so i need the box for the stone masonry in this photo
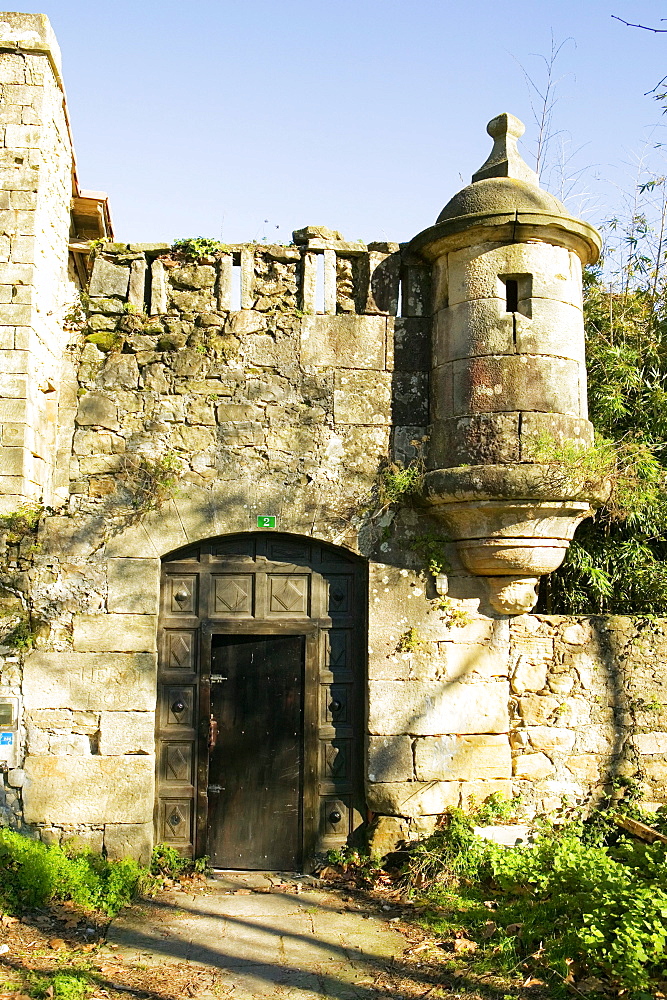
[1,14,667,864]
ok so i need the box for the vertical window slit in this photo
[315,253,325,314]
[231,258,242,310]
[505,278,518,313]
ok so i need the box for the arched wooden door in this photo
[155,533,366,870]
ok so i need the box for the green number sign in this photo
[256,515,277,528]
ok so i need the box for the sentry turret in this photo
[407,113,602,614]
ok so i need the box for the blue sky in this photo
[19,0,667,244]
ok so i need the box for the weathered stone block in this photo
[390,317,430,372]
[367,815,410,855]
[368,736,413,782]
[78,454,123,475]
[72,614,157,653]
[520,412,593,458]
[366,780,460,817]
[368,680,510,736]
[459,779,512,809]
[76,392,119,430]
[526,725,576,754]
[555,696,591,727]
[23,756,154,824]
[511,658,548,694]
[39,516,107,557]
[634,732,667,755]
[561,622,592,646]
[228,310,267,335]
[97,355,139,390]
[23,651,157,711]
[452,355,582,418]
[28,709,73,729]
[186,399,216,425]
[104,823,152,865]
[170,264,216,289]
[392,372,428,424]
[218,421,263,447]
[576,725,612,754]
[107,557,159,614]
[430,413,520,468]
[434,299,513,362]
[98,712,155,755]
[63,829,104,854]
[566,754,600,782]
[440,641,510,680]
[172,424,215,451]
[513,752,554,779]
[335,425,390,477]
[415,734,511,780]
[301,315,386,370]
[89,257,130,298]
[447,241,579,307]
[333,371,392,424]
[518,694,559,725]
[49,732,91,756]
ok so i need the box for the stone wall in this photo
[0,13,78,512]
[0,236,666,860]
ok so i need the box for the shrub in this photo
[171,237,230,260]
[0,830,149,916]
[405,802,667,992]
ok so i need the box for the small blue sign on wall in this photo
[0,733,13,746]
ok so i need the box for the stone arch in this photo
[155,527,367,869]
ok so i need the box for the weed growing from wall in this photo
[117,452,183,516]
[396,627,424,653]
[171,237,231,260]
[410,531,450,578]
[377,460,423,510]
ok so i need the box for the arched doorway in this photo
[155,532,366,870]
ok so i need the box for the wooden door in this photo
[207,635,304,869]
[156,534,365,869]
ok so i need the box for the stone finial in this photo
[471,113,539,186]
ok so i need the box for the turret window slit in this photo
[505,278,519,313]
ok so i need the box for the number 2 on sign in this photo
[257,515,276,528]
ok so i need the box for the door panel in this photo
[207,635,304,870]
[156,534,365,866]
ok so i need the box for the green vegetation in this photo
[410,531,450,578]
[544,185,667,614]
[405,798,667,995]
[325,795,667,995]
[150,842,210,877]
[171,237,230,260]
[0,502,44,541]
[2,616,39,650]
[0,829,151,917]
[395,626,424,653]
[119,451,182,514]
[377,459,423,509]
[0,833,211,920]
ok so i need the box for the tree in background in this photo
[542,176,667,613]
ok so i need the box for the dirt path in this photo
[0,871,534,1000]
[106,870,407,998]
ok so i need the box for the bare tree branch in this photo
[612,14,667,33]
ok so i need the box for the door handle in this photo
[208,714,218,751]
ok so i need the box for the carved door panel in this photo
[207,634,304,869]
[156,534,365,867]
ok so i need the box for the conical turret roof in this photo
[406,113,601,264]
